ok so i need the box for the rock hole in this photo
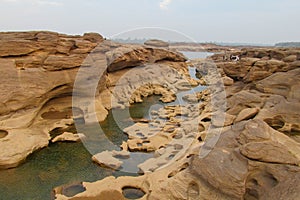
[251,178,258,186]
[168,163,189,178]
[244,188,259,200]
[198,136,203,142]
[49,125,77,140]
[179,163,189,172]
[61,182,86,197]
[167,154,175,160]
[201,117,211,122]
[187,154,193,158]
[198,124,205,132]
[49,127,63,139]
[173,133,183,139]
[264,116,284,130]
[0,130,8,139]
[264,172,278,187]
[158,145,165,149]
[136,132,144,137]
[168,171,176,178]
[122,186,145,199]
[291,124,300,135]
[174,144,183,150]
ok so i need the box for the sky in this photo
[0,0,299,44]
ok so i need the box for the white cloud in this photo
[159,0,172,10]
[0,0,63,6]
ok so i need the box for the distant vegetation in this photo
[113,38,300,48]
[275,42,300,47]
[112,38,274,47]
[112,38,147,44]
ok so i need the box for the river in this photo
[0,51,212,200]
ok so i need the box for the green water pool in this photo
[0,95,162,200]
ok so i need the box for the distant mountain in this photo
[275,42,300,47]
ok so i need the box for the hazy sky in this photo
[0,0,299,44]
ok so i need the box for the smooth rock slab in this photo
[51,132,85,143]
[92,153,122,170]
[235,108,259,123]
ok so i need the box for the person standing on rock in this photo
[230,54,240,61]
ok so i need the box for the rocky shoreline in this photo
[0,31,190,170]
[55,45,300,199]
[0,32,299,199]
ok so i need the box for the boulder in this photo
[235,108,259,123]
[144,39,169,48]
[92,151,123,170]
[106,46,186,72]
[51,132,85,143]
[83,32,104,43]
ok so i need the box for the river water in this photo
[0,51,211,200]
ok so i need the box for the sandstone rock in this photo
[240,141,300,165]
[144,39,169,48]
[289,60,300,69]
[2,32,300,200]
[226,90,266,116]
[245,161,300,200]
[190,121,249,199]
[0,31,192,169]
[106,46,186,72]
[235,108,259,123]
[244,59,287,82]
[222,76,234,86]
[191,119,300,199]
[92,151,123,170]
[83,32,104,43]
[219,58,252,80]
[283,55,297,62]
[52,47,300,200]
[51,132,85,143]
[0,128,49,169]
[182,94,199,103]
[55,176,148,200]
[0,40,40,57]
[212,112,236,127]
[43,54,87,71]
[255,68,300,100]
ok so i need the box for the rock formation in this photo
[0,31,188,169]
[144,39,169,48]
[0,31,299,200]
[55,47,300,199]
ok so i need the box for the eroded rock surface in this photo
[144,39,169,48]
[0,31,188,169]
[55,47,300,200]
[1,32,299,200]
